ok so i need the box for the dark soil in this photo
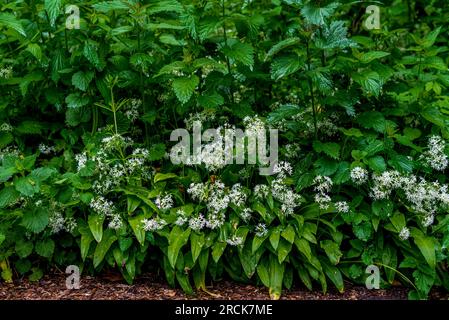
[0,272,447,300]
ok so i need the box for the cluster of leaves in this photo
[1,0,449,299]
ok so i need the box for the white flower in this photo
[38,143,55,155]
[350,167,368,185]
[313,175,333,193]
[315,193,331,210]
[189,214,206,231]
[240,208,252,221]
[226,235,244,246]
[175,209,188,226]
[0,65,12,79]
[142,217,166,232]
[75,152,88,171]
[273,161,293,178]
[255,223,268,237]
[422,214,434,227]
[399,227,410,241]
[422,135,448,171]
[108,214,123,230]
[187,183,207,201]
[89,196,115,216]
[0,123,13,132]
[254,184,269,198]
[229,184,247,207]
[155,194,174,210]
[335,201,349,213]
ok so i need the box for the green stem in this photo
[306,40,318,140]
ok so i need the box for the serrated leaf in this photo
[45,0,62,27]
[21,208,49,233]
[172,75,199,104]
[72,71,94,92]
[35,239,55,258]
[313,141,340,159]
[266,37,300,59]
[0,13,26,36]
[65,93,90,109]
[271,55,302,80]
[222,42,254,68]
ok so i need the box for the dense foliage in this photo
[1,0,449,299]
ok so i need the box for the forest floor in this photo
[1,272,448,300]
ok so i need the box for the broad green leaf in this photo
[72,71,94,92]
[172,75,199,104]
[191,232,205,263]
[320,240,342,265]
[128,215,146,246]
[88,214,104,242]
[168,226,191,268]
[411,228,436,269]
[93,230,117,268]
[45,0,62,26]
[21,208,49,233]
[35,239,55,258]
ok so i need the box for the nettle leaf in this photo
[301,2,339,26]
[352,71,382,97]
[197,91,224,108]
[0,13,26,36]
[267,104,301,123]
[21,208,49,233]
[357,111,385,133]
[0,186,20,208]
[72,71,95,92]
[92,1,130,13]
[26,44,42,62]
[315,21,355,49]
[271,55,302,80]
[355,51,390,64]
[83,42,105,71]
[313,141,340,159]
[45,0,62,27]
[266,37,300,60]
[172,75,199,104]
[66,93,90,109]
[14,176,40,197]
[222,42,254,69]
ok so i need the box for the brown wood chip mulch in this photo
[0,273,447,300]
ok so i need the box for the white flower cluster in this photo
[350,166,368,185]
[284,143,301,159]
[89,196,123,230]
[226,235,244,246]
[0,146,20,162]
[0,123,13,132]
[187,179,248,230]
[255,223,268,237]
[369,170,449,225]
[38,143,55,155]
[183,111,216,130]
[243,115,266,139]
[421,135,448,171]
[399,227,410,241]
[270,162,302,215]
[0,65,12,79]
[155,194,174,210]
[90,135,151,194]
[124,99,141,122]
[174,209,189,226]
[75,152,88,171]
[335,201,349,213]
[45,201,77,234]
[142,217,167,232]
[313,175,333,210]
[254,184,269,199]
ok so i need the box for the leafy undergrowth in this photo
[1,0,449,300]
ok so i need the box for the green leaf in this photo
[277,239,292,264]
[79,226,94,261]
[191,232,205,263]
[294,238,312,262]
[154,172,177,183]
[269,255,284,300]
[266,37,300,59]
[172,75,199,104]
[313,141,340,159]
[321,260,344,293]
[15,240,33,258]
[269,228,281,250]
[271,55,301,80]
[211,242,227,263]
[301,2,339,25]
[29,267,43,282]
[356,51,390,64]
[88,214,104,243]
[0,186,20,208]
[0,233,5,246]
[45,0,62,27]
[168,226,191,268]
[281,225,295,244]
[21,208,49,233]
[222,42,254,68]
[197,91,224,108]
[66,93,90,109]
[14,176,39,196]
[367,156,386,172]
[26,44,42,62]
[128,215,146,246]
[92,1,130,12]
[35,239,55,258]
[410,228,436,269]
[72,71,95,92]
[0,13,26,36]
[84,42,105,71]
[93,229,117,268]
[372,199,393,219]
[320,240,342,265]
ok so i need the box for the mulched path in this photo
[1,272,447,300]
